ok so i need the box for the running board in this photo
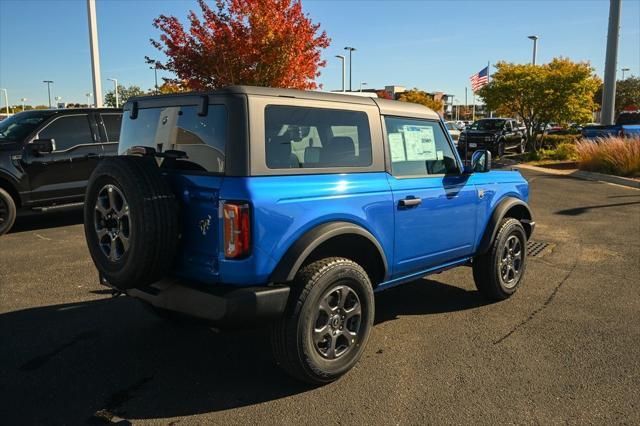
[32,202,84,212]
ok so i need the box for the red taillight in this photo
[223,202,251,258]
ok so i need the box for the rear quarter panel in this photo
[219,173,394,286]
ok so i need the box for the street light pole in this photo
[344,47,356,91]
[86,93,93,107]
[601,0,622,125]
[150,65,159,94]
[107,78,119,108]
[335,55,346,92]
[359,82,367,92]
[0,89,8,114]
[621,67,630,80]
[87,0,103,107]
[21,98,27,111]
[43,80,53,108]
[528,35,539,65]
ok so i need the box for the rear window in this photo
[119,105,227,173]
[264,105,372,169]
[616,112,640,126]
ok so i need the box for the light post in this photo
[86,93,93,107]
[21,98,27,111]
[150,64,159,94]
[87,0,103,107]
[621,67,630,80]
[344,47,356,91]
[359,82,367,92]
[0,89,8,114]
[335,55,346,92]
[43,80,53,108]
[107,78,119,107]
[528,35,538,65]
[601,0,622,125]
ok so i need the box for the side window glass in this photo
[384,116,459,177]
[39,115,93,151]
[101,114,122,142]
[265,105,372,169]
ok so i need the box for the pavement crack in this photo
[493,261,578,345]
[19,330,101,372]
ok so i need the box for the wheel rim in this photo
[499,235,523,288]
[94,184,131,262]
[313,283,362,360]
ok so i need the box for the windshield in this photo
[470,119,505,131]
[0,111,52,142]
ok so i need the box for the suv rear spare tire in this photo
[84,156,179,290]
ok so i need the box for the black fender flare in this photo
[477,197,534,254]
[270,221,388,283]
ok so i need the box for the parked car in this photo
[84,86,534,384]
[581,111,640,139]
[445,121,461,145]
[458,118,526,157]
[0,108,122,235]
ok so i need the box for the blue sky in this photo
[0,0,639,106]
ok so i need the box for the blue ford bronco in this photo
[84,86,534,384]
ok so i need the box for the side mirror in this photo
[30,138,55,154]
[470,149,491,173]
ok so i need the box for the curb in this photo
[515,163,640,189]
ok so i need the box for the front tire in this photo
[271,257,375,384]
[473,218,527,300]
[0,187,17,236]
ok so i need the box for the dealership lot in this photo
[1,167,639,425]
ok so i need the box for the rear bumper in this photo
[122,277,290,327]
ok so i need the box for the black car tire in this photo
[84,156,179,290]
[271,257,374,384]
[0,187,17,236]
[497,140,505,157]
[473,218,528,300]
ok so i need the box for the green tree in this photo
[104,85,146,108]
[398,89,444,113]
[594,76,640,115]
[478,58,601,151]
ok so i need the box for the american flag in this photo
[470,66,489,92]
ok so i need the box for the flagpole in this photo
[487,61,493,118]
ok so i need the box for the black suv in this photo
[0,108,122,234]
[458,118,525,157]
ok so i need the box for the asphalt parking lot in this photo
[1,167,639,425]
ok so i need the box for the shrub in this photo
[576,137,640,177]
[536,134,580,149]
[550,142,579,161]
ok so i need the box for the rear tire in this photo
[473,218,527,300]
[271,257,374,384]
[0,187,17,236]
[519,137,526,154]
[84,156,179,290]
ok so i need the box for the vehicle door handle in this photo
[399,197,422,207]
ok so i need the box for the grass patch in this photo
[576,137,640,177]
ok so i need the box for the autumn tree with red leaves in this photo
[148,0,330,91]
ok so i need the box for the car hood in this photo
[463,130,500,137]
